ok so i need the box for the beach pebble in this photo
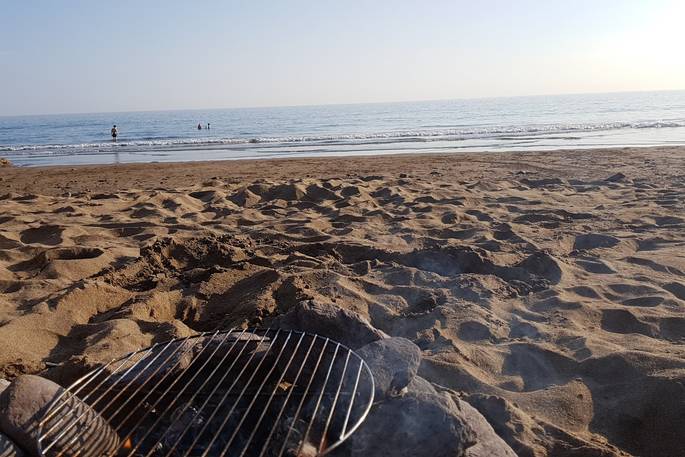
[275,299,387,349]
[0,375,120,456]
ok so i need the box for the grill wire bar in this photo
[38,329,375,457]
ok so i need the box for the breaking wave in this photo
[2,120,684,153]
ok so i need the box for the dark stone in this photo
[356,337,421,397]
[275,300,386,349]
[106,338,195,385]
[455,397,518,457]
[342,337,517,456]
[341,388,476,457]
[0,375,120,456]
[341,376,516,456]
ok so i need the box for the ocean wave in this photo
[1,119,684,153]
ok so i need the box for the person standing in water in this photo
[197,123,202,130]
[111,125,118,141]
[207,123,210,130]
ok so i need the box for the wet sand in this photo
[1,147,684,456]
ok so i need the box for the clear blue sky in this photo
[1,0,683,115]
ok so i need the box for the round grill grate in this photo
[37,328,375,456]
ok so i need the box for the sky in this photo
[1,0,684,116]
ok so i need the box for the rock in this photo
[455,398,518,457]
[275,300,386,349]
[105,338,196,385]
[193,331,277,388]
[0,375,120,456]
[342,338,517,457]
[0,432,24,457]
[341,377,517,457]
[356,337,421,397]
[192,331,271,360]
[101,332,275,396]
[341,387,476,457]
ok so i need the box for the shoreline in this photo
[2,145,683,197]
[4,140,685,168]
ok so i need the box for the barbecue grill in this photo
[37,328,375,457]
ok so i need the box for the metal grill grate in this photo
[37,328,374,457]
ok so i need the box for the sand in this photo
[1,146,684,457]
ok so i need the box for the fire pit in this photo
[37,328,375,456]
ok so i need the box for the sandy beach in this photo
[1,146,684,456]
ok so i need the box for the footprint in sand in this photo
[573,233,620,251]
[600,308,657,337]
[19,225,64,246]
[575,258,616,274]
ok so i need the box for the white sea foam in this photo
[2,120,683,153]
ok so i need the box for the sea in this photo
[1,90,684,167]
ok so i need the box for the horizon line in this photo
[2,87,684,118]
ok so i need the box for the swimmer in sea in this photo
[111,125,118,141]
[197,123,202,130]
